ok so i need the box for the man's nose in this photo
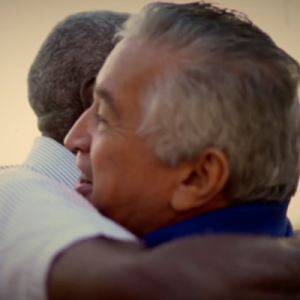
[64,112,91,153]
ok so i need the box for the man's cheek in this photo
[92,171,121,215]
[92,138,121,168]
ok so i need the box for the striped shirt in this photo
[24,136,80,188]
[0,136,136,300]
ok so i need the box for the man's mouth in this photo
[75,173,93,200]
[79,173,93,184]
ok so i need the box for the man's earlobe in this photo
[171,148,230,212]
[198,148,230,199]
[80,77,95,110]
[171,184,209,211]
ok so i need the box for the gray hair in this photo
[28,11,130,144]
[117,2,300,202]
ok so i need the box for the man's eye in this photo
[97,114,107,124]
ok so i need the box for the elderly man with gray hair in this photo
[2,3,300,300]
[66,2,299,242]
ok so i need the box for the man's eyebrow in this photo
[94,87,116,110]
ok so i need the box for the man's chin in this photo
[75,181,93,202]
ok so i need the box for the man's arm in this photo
[48,235,300,300]
[2,167,300,300]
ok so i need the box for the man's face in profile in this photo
[65,35,230,236]
[65,38,189,236]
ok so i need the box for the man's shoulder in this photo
[24,136,80,187]
[0,164,46,185]
[0,164,71,199]
[0,164,42,174]
[0,163,96,213]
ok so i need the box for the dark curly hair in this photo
[28,11,129,144]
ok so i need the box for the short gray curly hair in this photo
[28,10,129,144]
[117,2,300,202]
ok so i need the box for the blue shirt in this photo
[142,200,293,248]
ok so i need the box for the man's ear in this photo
[171,148,229,212]
[80,77,95,110]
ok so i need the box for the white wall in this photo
[0,0,299,226]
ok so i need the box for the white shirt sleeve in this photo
[0,166,136,300]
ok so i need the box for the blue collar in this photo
[142,200,293,248]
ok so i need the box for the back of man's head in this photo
[28,11,129,144]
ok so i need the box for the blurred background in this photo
[0,0,299,227]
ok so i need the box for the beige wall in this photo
[0,0,299,226]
